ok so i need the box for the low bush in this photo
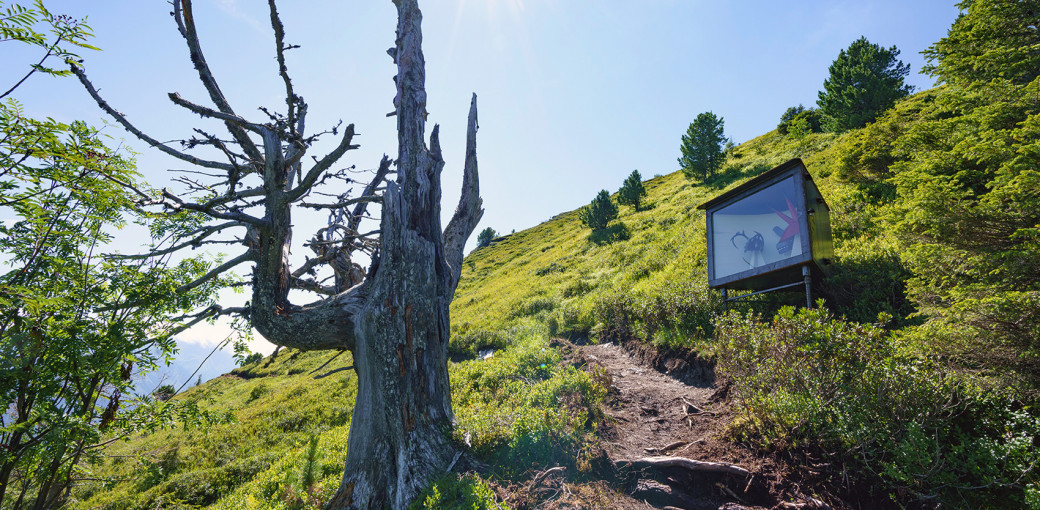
[715,307,1040,507]
[560,279,594,298]
[509,296,557,319]
[823,237,917,326]
[588,222,630,245]
[410,473,506,510]
[590,281,720,348]
[547,302,594,339]
[210,427,350,510]
[450,328,510,359]
[132,453,278,509]
[451,334,607,478]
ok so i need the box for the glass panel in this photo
[711,176,804,280]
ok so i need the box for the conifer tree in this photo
[617,169,647,211]
[476,226,497,247]
[922,0,1040,86]
[578,190,618,231]
[678,112,726,181]
[817,37,912,132]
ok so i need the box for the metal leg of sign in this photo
[802,265,813,310]
[720,288,728,311]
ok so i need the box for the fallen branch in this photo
[778,497,832,510]
[531,466,566,487]
[625,456,751,478]
[681,396,715,416]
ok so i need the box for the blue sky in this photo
[6,0,962,357]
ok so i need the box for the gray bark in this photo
[326,1,481,506]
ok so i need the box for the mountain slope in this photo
[70,83,1040,508]
[70,126,852,509]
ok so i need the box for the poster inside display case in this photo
[710,176,805,281]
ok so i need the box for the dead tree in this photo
[73,0,482,508]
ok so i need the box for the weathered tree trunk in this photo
[325,1,481,508]
[328,182,457,508]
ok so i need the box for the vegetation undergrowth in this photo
[408,473,504,510]
[72,86,1040,506]
[716,307,1039,507]
[452,331,607,479]
[69,326,603,509]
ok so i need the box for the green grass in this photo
[70,326,605,509]
[451,124,905,351]
[71,350,358,509]
[70,120,885,508]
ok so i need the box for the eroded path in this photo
[580,342,717,462]
[551,340,793,510]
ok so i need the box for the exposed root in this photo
[644,440,687,454]
[531,466,566,487]
[623,455,752,478]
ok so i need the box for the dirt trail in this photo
[548,340,798,510]
[580,342,717,462]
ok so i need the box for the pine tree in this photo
[578,190,618,231]
[678,112,727,181]
[817,37,912,132]
[922,0,1040,86]
[476,226,497,247]
[777,105,823,136]
[617,170,647,211]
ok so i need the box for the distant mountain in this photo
[134,340,237,395]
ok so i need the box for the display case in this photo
[698,159,832,291]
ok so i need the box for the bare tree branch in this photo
[186,129,250,171]
[197,185,268,210]
[348,155,393,235]
[443,94,484,292]
[172,0,264,165]
[300,195,382,210]
[160,189,265,226]
[167,93,264,133]
[291,276,337,295]
[71,64,237,172]
[284,123,358,203]
[111,239,237,261]
[267,0,299,134]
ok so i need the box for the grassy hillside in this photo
[69,79,1040,508]
[452,127,853,352]
[69,127,850,509]
[70,324,604,509]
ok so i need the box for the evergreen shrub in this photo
[715,307,1039,507]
